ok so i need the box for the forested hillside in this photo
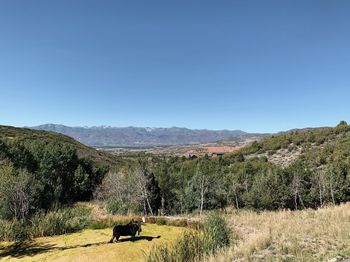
[96,121,350,215]
[0,125,117,165]
[2,122,350,221]
[0,125,116,220]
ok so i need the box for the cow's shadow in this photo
[114,235,161,243]
[0,241,58,258]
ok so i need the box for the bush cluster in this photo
[105,197,128,215]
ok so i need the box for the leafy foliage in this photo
[0,126,109,220]
[144,121,350,213]
[105,197,128,215]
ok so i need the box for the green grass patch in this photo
[0,224,184,262]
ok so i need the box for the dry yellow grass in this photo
[0,224,184,262]
[207,203,350,262]
[1,204,350,262]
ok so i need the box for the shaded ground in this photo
[0,224,183,262]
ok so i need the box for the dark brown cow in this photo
[109,220,142,243]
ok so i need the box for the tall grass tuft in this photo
[0,206,92,241]
[203,213,231,254]
[30,211,66,237]
[146,213,231,262]
[146,244,172,262]
[173,230,204,262]
[147,230,203,262]
[0,219,28,242]
[29,206,92,238]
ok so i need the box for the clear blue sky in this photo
[0,0,349,133]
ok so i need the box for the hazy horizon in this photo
[9,121,342,135]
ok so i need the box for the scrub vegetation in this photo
[207,203,350,261]
[2,122,350,260]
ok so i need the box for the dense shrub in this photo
[0,137,108,220]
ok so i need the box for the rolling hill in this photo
[0,125,117,166]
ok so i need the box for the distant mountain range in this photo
[30,124,268,147]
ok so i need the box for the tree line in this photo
[96,121,350,215]
[1,121,350,220]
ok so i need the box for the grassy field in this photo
[0,224,184,262]
[207,203,350,261]
[2,204,350,262]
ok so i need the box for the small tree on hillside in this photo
[0,164,33,220]
[135,164,161,216]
